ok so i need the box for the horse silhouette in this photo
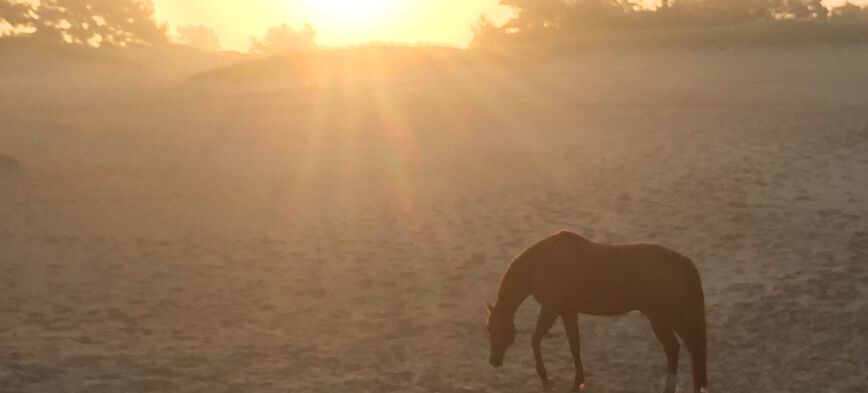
[486,230,707,393]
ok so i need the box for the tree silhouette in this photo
[776,0,827,19]
[0,0,35,33]
[177,25,220,52]
[830,2,867,19]
[470,16,505,48]
[500,0,572,33]
[0,0,166,46]
[497,0,650,36]
[250,22,317,54]
[674,0,772,25]
[473,0,868,46]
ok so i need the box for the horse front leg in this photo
[561,312,586,391]
[532,306,559,390]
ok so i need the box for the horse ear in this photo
[486,302,495,314]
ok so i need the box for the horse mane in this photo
[502,230,585,274]
[495,230,589,310]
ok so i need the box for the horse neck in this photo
[494,264,531,317]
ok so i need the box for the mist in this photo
[1,1,867,392]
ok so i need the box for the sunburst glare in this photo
[297,0,402,28]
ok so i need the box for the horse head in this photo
[485,301,515,367]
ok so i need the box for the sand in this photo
[1,44,867,393]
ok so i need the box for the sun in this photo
[299,0,401,29]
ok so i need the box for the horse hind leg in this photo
[649,316,680,393]
[561,312,586,391]
[674,315,708,393]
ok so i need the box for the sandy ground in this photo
[1,45,867,393]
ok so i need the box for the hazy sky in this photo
[5,0,867,50]
[153,0,513,52]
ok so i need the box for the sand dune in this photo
[1,44,867,392]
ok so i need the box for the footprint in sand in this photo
[0,154,20,174]
[8,362,55,386]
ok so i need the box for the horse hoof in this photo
[570,382,587,392]
[664,372,677,393]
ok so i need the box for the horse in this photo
[485,230,707,393]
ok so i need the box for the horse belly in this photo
[569,284,636,316]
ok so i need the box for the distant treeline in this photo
[0,0,166,47]
[0,0,316,52]
[2,0,868,54]
[473,0,868,48]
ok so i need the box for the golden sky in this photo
[153,0,512,52]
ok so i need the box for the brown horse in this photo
[485,231,707,393]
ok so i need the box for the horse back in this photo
[616,244,701,314]
[526,233,700,316]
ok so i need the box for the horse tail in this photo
[677,259,708,391]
